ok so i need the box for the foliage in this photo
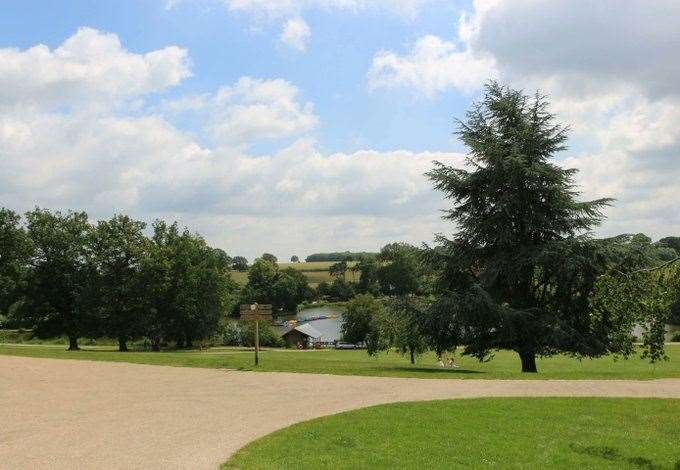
[341,294,381,344]
[260,253,278,264]
[377,243,423,296]
[144,220,238,348]
[241,259,311,311]
[593,259,679,362]
[242,258,279,305]
[425,82,612,372]
[231,256,248,272]
[368,295,429,364]
[272,268,313,311]
[328,260,348,279]
[353,256,380,295]
[669,302,680,326]
[20,208,95,350]
[90,214,149,351]
[317,278,355,302]
[0,208,33,317]
[658,236,680,253]
[4,207,238,351]
[216,320,283,347]
[290,255,300,263]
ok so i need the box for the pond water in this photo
[275,305,345,343]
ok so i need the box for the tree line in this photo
[0,209,238,351]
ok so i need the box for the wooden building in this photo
[281,323,322,349]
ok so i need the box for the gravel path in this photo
[2,355,679,470]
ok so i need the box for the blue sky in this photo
[1,0,471,154]
[0,1,678,259]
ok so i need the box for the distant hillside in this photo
[231,260,358,287]
[305,252,378,262]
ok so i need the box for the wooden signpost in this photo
[240,303,272,366]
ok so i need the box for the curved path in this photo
[2,356,679,469]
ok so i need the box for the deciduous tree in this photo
[0,208,32,317]
[90,215,149,352]
[22,208,94,350]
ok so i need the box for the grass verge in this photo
[1,343,679,380]
[224,398,680,469]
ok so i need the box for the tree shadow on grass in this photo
[569,444,667,470]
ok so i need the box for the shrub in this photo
[671,332,680,343]
[216,320,283,347]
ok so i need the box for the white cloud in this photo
[368,34,495,97]
[211,77,318,144]
[166,77,319,146]
[0,27,190,112]
[280,17,311,51]
[0,109,462,257]
[0,28,463,258]
[163,77,319,146]
[221,0,441,51]
[367,0,680,240]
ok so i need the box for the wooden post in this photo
[254,319,260,366]
[240,304,271,367]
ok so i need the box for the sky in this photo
[1,0,679,260]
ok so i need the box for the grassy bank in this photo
[224,398,680,469]
[1,343,679,380]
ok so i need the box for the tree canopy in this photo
[21,209,95,350]
[426,82,613,372]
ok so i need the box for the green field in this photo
[231,261,358,286]
[224,398,680,469]
[1,343,679,380]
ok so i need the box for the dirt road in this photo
[2,355,679,469]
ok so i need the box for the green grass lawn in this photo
[223,398,680,469]
[1,343,679,380]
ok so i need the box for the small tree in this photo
[341,294,381,344]
[593,235,680,362]
[355,256,380,295]
[370,296,429,364]
[325,278,355,301]
[272,268,312,311]
[290,255,300,263]
[329,260,348,280]
[241,258,278,305]
[377,243,422,296]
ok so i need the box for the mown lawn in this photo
[223,398,680,470]
[1,343,679,380]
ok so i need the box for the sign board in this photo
[240,304,273,323]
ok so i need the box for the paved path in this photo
[2,356,679,470]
